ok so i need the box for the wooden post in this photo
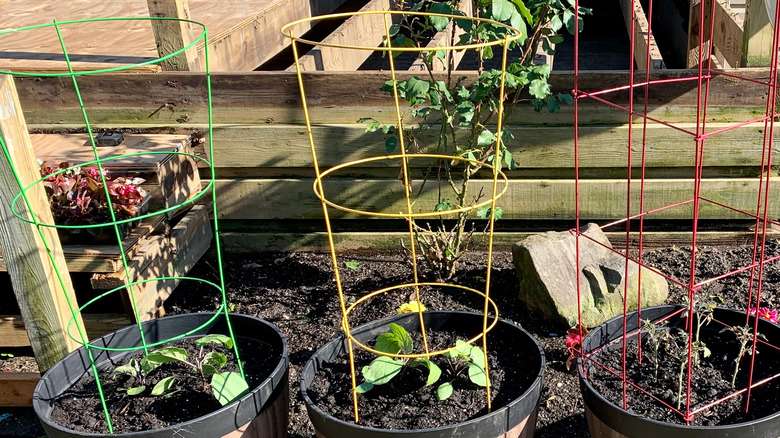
[742,0,774,66]
[147,0,202,71]
[0,75,84,372]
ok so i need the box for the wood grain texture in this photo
[0,75,84,371]
[147,0,202,71]
[288,0,396,72]
[688,0,744,68]
[211,177,778,221]
[742,0,774,66]
[0,372,39,407]
[620,0,665,69]
[0,0,302,73]
[0,313,132,347]
[202,122,779,169]
[97,206,211,321]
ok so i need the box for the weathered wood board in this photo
[12,70,774,126]
[92,205,212,321]
[0,372,39,407]
[9,69,779,253]
[0,313,132,348]
[212,177,779,221]
[0,0,349,73]
[619,0,665,69]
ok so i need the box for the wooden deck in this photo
[0,0,347,72]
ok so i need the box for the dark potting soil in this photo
[588,326,780,426]
[158,241,780,437]
[307,325,534,430]
[48,336,279,434]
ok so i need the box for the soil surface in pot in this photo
[48,336,279,434]
[588,325,780,425]
[157,240,780,437]
[308,324,534,430]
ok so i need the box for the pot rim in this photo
[300,310,545,435]
[33,312,289,437]
[578,304,780,434]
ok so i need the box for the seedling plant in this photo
[356,323,487,401]
[110,334,249,406]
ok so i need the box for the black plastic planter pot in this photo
[301,311,545,438]
[33,313,289,438]
[579,305,780,438]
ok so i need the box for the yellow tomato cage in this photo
[282,10,523,422]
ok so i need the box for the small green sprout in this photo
[110,334,248,405]
[722,325,767,389]
[345,260,361,270]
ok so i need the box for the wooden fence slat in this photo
[13,70,773,126]
[287,0,396,72]
[203,123,779,169]
[212,177,778,220]
[220,230,779,252]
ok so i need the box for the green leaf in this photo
[140,357,159,377]
[503,150,515,170]
[557,93,574,104]
[203,352,228,369]
[512,0,533,24]
[509,11,528,41]
[196,334,233,349]
[202,364,219,375]
[549,34,565,44]
[421,359,442,386]
[127,386,146,396]
[437,382,454,400]
[549,14,563,32]
[146,347,188,365]
[110,360,138,379]
[356,117,373,123]
[491,0,514,21]
[405,77,430,105]
[563,10,576,34]
[388,23,400,37]
[434,200,452,212]
[468,361,488,386]
[375,333,402,354]
[529,79,550,99]
[345,260,361,270]
[429,3,452,31]
[385,136,398,154]
[477,130,497,146]
[390,323,413,354]
[355,382,374,393]
[482,45,494,60]
[362,356,403,385]
[546,95,560,113]
[364,121,381,133]
[212,372,250,406]
[477,206,504,220]
[151,376,176,396]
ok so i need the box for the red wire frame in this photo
[573,0,780,425]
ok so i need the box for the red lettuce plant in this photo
[39,160,147,233]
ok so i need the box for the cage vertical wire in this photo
[574,0,780,426]
[0,18,243,433]
[282,10,522,422]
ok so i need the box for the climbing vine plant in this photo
[361,0,590,280]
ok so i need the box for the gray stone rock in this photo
[511,223,669,327]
